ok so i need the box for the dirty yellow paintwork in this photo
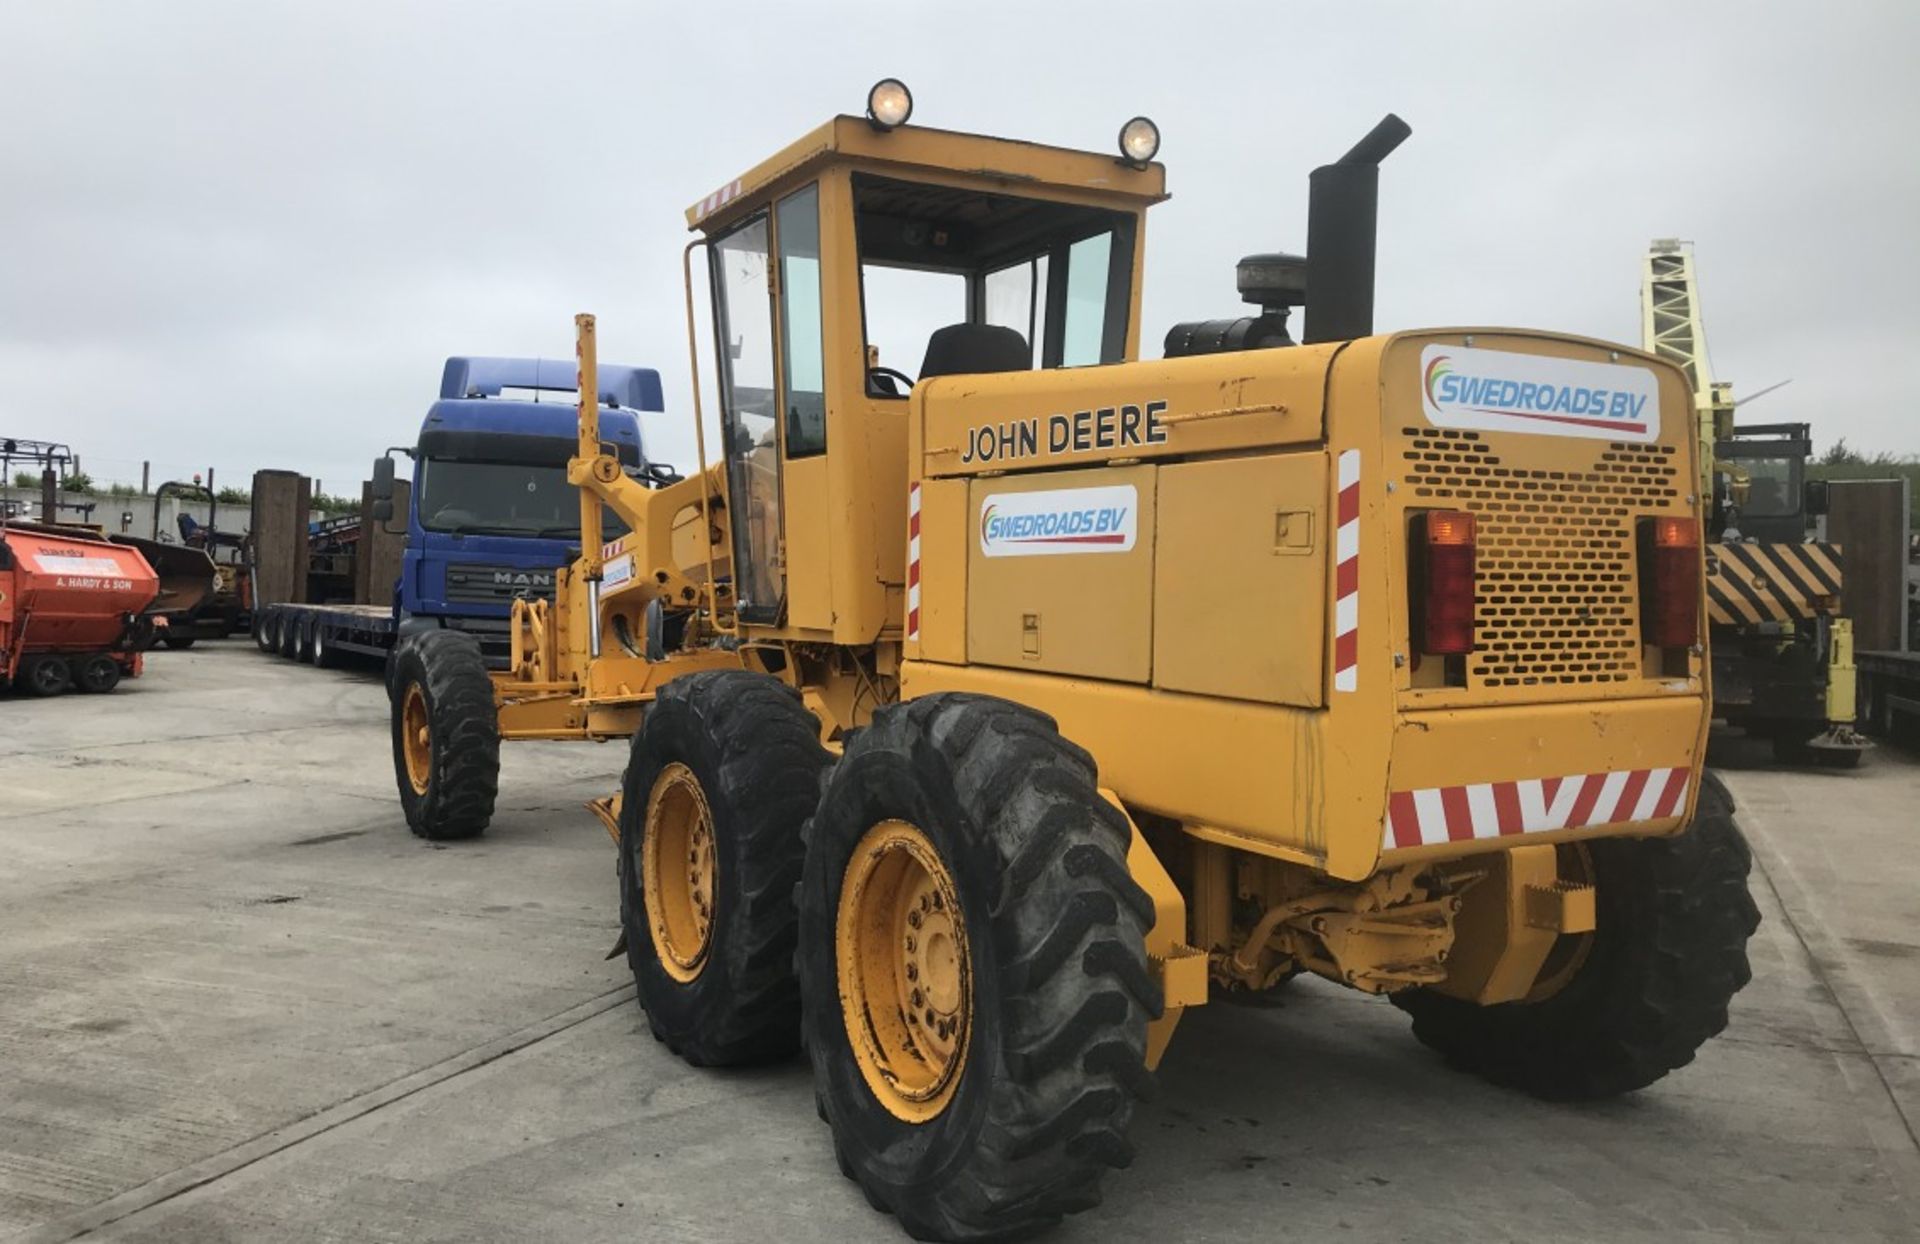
[1112,799,1207,1069]
[482,111,1716,1061]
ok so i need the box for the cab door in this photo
[711,184,829,627]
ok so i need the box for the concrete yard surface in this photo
[3,645,1918,1242]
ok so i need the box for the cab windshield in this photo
[1734,454,1801,518]
[417,456,631,539]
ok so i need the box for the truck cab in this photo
[394,356,667,664]
[1713,420,1818,543]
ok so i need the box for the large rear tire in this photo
[1393,772,1758,1100]
[798,693,1159,1242]
[389,631,499,841]
[617,669,830,1065]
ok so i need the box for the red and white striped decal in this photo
[1333,449,1361,692]
[693,178,744,220]
[906,482,922,641]
[1382,765,1692,852]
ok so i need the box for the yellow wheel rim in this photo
[642,763,717,983]
[837,819,971,1124]
[401,684,432,796]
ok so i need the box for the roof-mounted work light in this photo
[1118,116,1160,167]
[867,79,913,131]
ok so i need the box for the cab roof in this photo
[440,356,664,413]
[686,116,1168,233]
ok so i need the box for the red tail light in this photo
[1641,516,1699,648]
[1418,510,1477,655]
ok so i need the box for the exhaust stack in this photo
[1303,113,1411,346]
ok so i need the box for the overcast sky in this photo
[3,2,1915,495]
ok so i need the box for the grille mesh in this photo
[1400,428,1681,688]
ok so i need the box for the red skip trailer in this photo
[0,525,161,695]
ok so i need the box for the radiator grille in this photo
[1400,428,1682,688]
[444,563,555,606]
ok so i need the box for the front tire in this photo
[617,670,829,1066]
[389,631,499,840]
[1394,772,1759,1100]
[798,694,1159,1242]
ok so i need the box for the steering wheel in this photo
[867,366,916,397]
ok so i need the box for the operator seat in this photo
[918,324,1030,380]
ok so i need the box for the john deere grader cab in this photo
[388,84,1759,1240]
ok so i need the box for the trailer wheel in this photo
[1394,773,1759,1100]
[295,615,316,663]
[798,694,1160,1242]
[23,654,72,697]
[389,631,499,841]
[76,655,122,694]
[311,622,339,669]
[617,670,829,1065]
[255,610,277,654]
[278,613,300,659]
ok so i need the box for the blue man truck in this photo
[252,356,669,669]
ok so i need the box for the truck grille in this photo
[444,563,555,606]
[1400,428,1682,689]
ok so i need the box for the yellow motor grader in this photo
[387,82,1759,1241]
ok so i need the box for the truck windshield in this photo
[416,458,629,539]
[1737,455,1801,518]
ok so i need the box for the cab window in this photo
[710,211,783,620]
[1061,232,1114,366]
[983,255,1047,368]
[1737,455,1801,518]
[777,185,828,456]
[852,173,1134,397]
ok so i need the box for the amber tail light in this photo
[1414,510,1477,656]
[1640,516,1700,649]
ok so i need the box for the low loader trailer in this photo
[1859,648,1920,738]
[385,88,1760,1241]
[253,356,666,673]
[252,601,402,668]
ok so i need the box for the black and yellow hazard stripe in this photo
[1706,541,1844,625]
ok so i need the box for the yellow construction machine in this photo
[388,83,1760,1240]
[1641,239,1867,765]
